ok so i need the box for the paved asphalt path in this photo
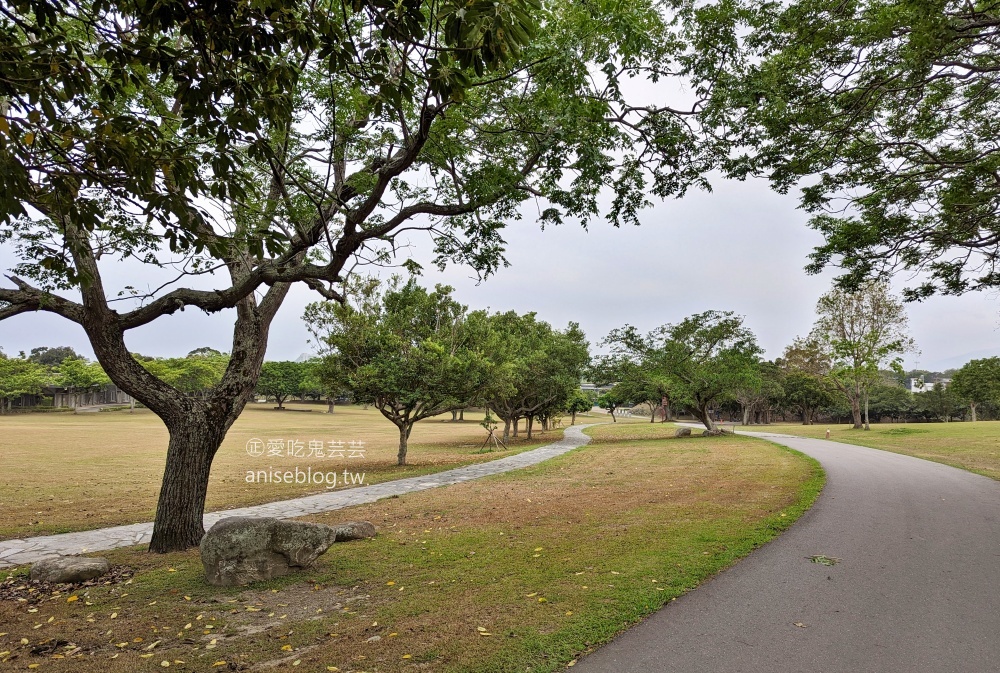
[574,430,1000,673]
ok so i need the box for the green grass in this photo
[761,420,1000,480]
[0,424,823,672]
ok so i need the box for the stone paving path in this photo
[0,424,594,569]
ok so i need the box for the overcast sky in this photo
[1,175,998,371]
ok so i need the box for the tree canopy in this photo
[306,277,494,465]
[695,0,1000,298]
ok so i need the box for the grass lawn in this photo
[0,423,822,672]
[757,421,1000,481]
[0,405,613,540]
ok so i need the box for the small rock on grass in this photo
[30,556,110,584]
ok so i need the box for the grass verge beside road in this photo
[761,421,1000,480]
[0,423,823,672]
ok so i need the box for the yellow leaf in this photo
[327,668,340,671]
[281,645,293,652]
[534,547,543,552]
[477,627,487,632]
[386,581,395,586]
[292,660,301,666]
[0,117,9,134]
[20,638,29,645]
[565,611,573,616]
[23,132,34,145]
[28,665,40,670]
[478,632,492,637]
[67,596,79,603]
[161,661,170,668]
[538,597,547,603]
[526,592,537,597]
[402,654,412,659]
[110,612,118,619]
[212,662,227,667]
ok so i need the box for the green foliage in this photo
[26,346,81,367]
[914,382,965,422]
[661,311,762,429]
[482,311,590,434]
[138,354,228,395]
[0,351,50,409]
[810,281,915,427]
[256,361,308,408]
[54,357,109,390]
[950,358,1000,416]
[695,0,1000,297]
[305,277,494,463]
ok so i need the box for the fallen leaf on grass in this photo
[794,622,807,628]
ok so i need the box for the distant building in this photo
[906,377,925,393]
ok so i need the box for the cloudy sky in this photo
[1,174,997,372]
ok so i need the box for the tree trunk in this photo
[970,403,977,422]
[526,415,534,439]
[327,398,335,413]
[149,406,230,552]
[742,404,751,426]
[513,417,519,437]
[863,391,870,430]
[503,418,511,442]
[610,408,617,422]
[850,396,863,429]
[571,410,577,425]
[397,423,413,465]
[451,410,458,421]
[459,409,464,421]
[694,404,716,431]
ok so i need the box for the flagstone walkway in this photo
[0,424,594,568]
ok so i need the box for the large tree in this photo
[779,336,836,425]
[483,311,589,441]
[662,311,762,431]
[695,0,1000,298]
[0,0,717,551]
[950,357,1000,422]
[811,281,916,429]
[256,361,306,409]
[306,277,492,465]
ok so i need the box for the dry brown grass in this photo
[0,404,574,540]
[0,424,822,672]
[763,420,1000,480]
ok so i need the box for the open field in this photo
[0,405,620,540]
[0,423,822,672]
[755,421,1000,480]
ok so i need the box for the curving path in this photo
[0,425,593,568]
[574,430,1000,673]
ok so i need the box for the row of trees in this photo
[304,277,589,465]
[0,348,109,413]
[589,282,1000,430]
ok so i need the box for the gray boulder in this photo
[31,556,110,584]
[702,428,725,436]
[334,521,377,541]
[674,427,692,438]
[200,517,376,586]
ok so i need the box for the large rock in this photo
[31,556,110,584]
[674,427,692,438]
[702,428,725,436]
[200,517,376,586]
